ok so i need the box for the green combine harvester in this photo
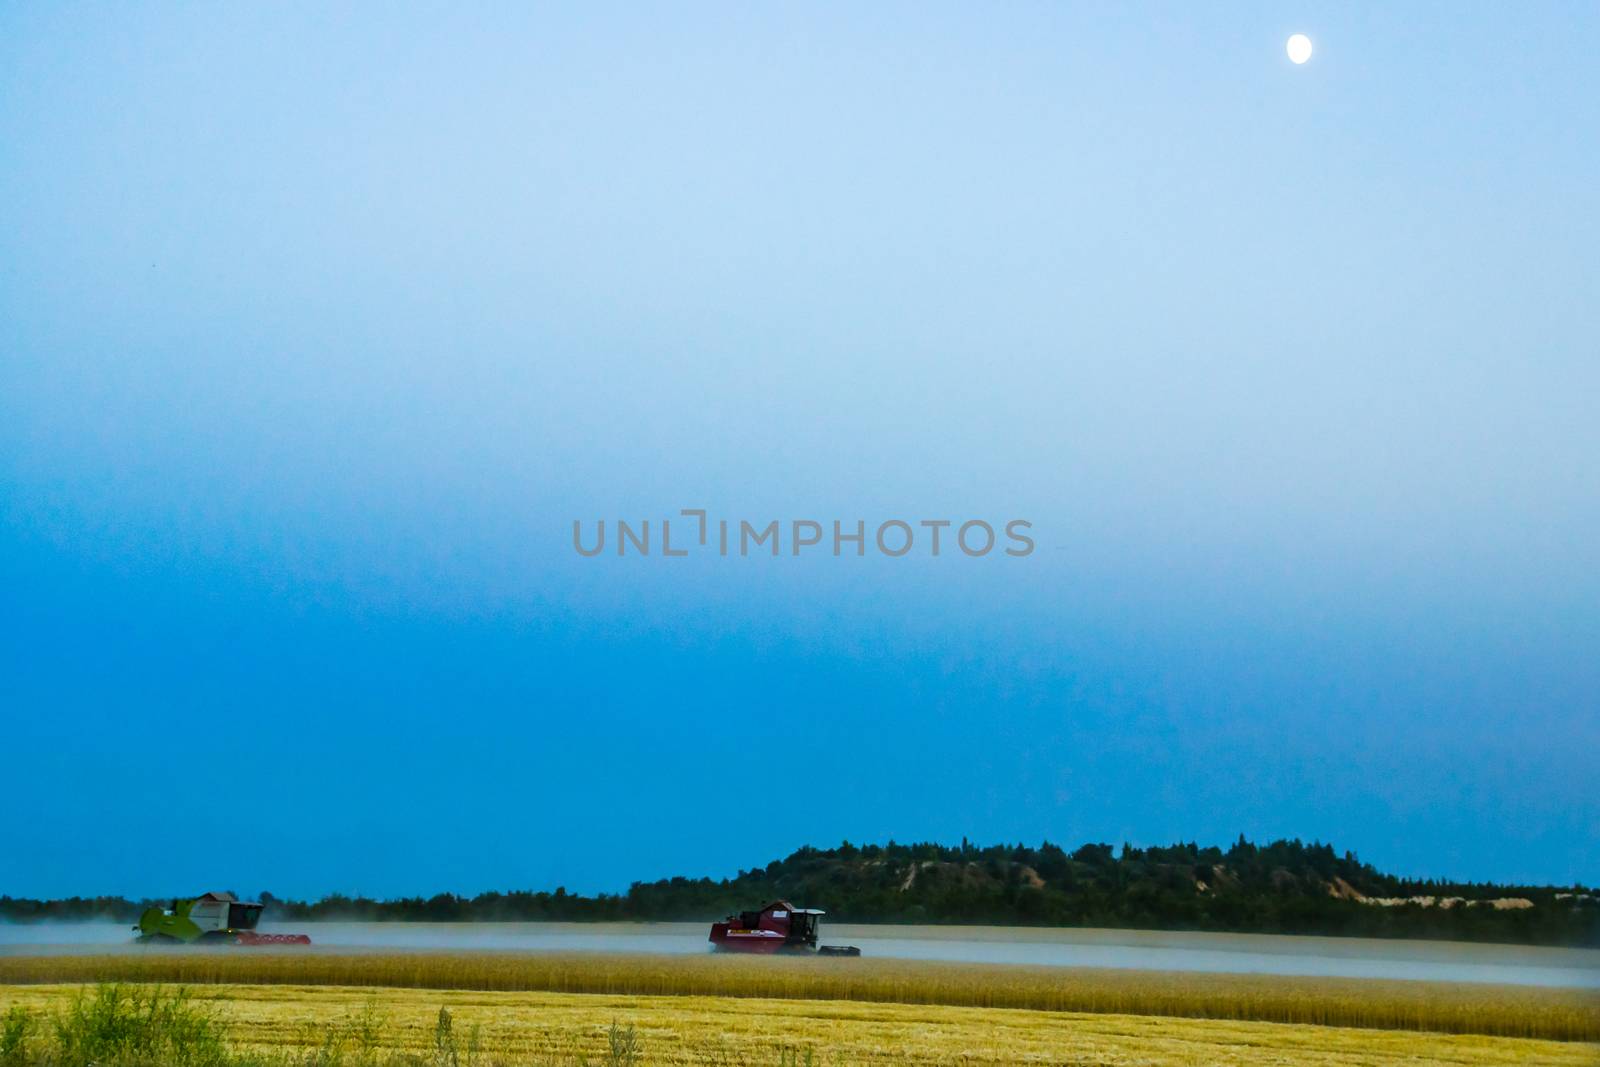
[134,892,311,946]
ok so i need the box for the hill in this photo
[5,838,1595,946]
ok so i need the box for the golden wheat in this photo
[2,982,1595,1067]
[1,952,1595,1042]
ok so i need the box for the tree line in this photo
[5,837,1594,947]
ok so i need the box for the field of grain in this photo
[2,952,1597,1043]
[2,982,1596,1067]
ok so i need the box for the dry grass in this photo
[1,952,1596,1042]
[2,982,1597,1067]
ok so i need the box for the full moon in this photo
[1287,34,1313,64]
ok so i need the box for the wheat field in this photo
[1,952,1596,1043]
[2,982,1597,1067]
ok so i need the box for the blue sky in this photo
[2,3,1597,898]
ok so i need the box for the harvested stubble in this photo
[4,982,1598,1067]
[1,952,1596,1042]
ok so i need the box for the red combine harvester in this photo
[709,900,860,956]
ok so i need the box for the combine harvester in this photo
[133,892,311,946]
[709,900,859,956]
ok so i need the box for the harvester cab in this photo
[134,892,310,946]
[788,908,822,947]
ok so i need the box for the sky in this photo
[2,3,1597,899]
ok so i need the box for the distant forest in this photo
[5,838,1596,947]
